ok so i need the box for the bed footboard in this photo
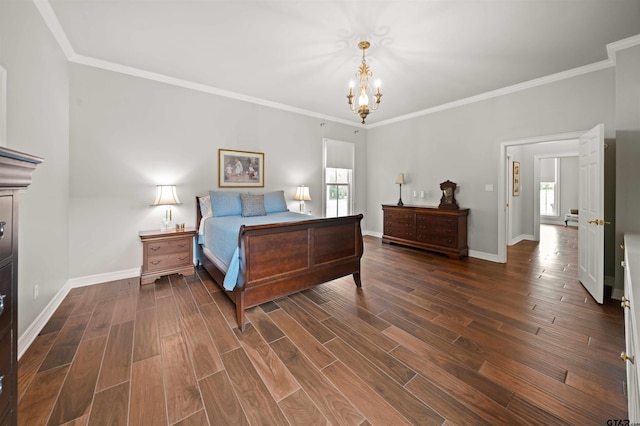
[196,197,363,331]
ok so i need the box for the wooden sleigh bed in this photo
[196,195,364,331]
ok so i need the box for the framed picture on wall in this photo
[219,149,264,187]
[513,161,520,196]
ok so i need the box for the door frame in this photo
[498,130,586,263]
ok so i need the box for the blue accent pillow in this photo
[209,191,242,217]
[240,193,266,217]
[264,190,289,213]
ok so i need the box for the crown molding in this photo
[369,34,640,128]
[34,1,639,130]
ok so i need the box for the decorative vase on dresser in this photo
[382,204,469,259]
[0,147,42,425]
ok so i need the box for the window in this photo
[540,158,558,216]
[323,139,354,218]
[325,168,351,217]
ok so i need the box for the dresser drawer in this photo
[384,210,414,223]
[0,197,12,264]
[384,222,416,240]
[0,330,13,421]
[0,264,12,338]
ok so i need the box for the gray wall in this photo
[616,44,640,292]
[0,1,71,336]
[69,64,366,278]
[366,69,616,256]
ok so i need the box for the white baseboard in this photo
[67,267,141,288]
[510,234,536,245]
[17,280,72,359]
[364,230,382,238]
[17,267,141,360]
[469,250,500,263]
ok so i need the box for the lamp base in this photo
[397,199,404,206]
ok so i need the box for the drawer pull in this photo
[178,256,189,261]
[150,246,161,252]
[150,260,162,265]
[0,294,4,316]
[621,351,635,364]
[0,221,5,239]
[0,375,3,396]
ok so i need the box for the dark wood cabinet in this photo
[0,147,42,425]
[382,204,469,259]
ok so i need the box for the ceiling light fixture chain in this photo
[347,40,382,124]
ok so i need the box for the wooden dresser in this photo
[0,147,42,425]
[382,204,469,259]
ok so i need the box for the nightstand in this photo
[139,227,197,285]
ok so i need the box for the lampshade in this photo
[152,185,181,206]
[395,173,406,185]
[294,185,311,201]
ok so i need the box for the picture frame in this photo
[218,149,264,188]
[512,161,520,196]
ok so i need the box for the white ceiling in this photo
[42,0,640,126]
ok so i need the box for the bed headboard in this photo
[195,196,203,231]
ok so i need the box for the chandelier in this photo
[347,41,382,124]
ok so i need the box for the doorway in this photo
[498,130,585,262]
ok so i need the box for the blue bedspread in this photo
[200,212,315,290]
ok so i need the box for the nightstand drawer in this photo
[145,252,192,272]
[146,239,191,256]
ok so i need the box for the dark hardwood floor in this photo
[17,225,627,425]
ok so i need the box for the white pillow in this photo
[199,194,212,217]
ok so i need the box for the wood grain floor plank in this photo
[181,313,224,379]
[393,345,523,425]
[88,381,129,426]
[136,282,157,311]
[278,388,328,426]
[133,307,160,363]
[47,335,108,425]
[323,336,443,425]
[17,331,58,403]
[275,297,336,343]
[39,312,92,372]
[172,409,209,426]
[185,274,213,307]
[270,337,365,425]
[161,332,203,424]
[198,371,249,426]
[221,348,289,425]
[17,365,69,426]
[156,295,182,338]
[82,297,116,341]
[129,356,167,426]
[97,320,134,391]
[233,323,299,401]
[245,304,285,343]
[322,317,414,386]
[170,275,200,318]
[199,302,240,354]
[322,360,412,426]
[268,309,336,369]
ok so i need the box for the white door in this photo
[578,124,605,303]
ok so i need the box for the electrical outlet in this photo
[34,284,39,300]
